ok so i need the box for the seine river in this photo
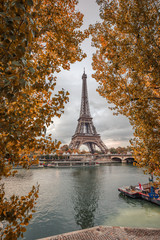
[3,164,160,240]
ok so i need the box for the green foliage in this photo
[109,146,132,154]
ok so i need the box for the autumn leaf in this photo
[90,0,160,177]
[0,0,88,238]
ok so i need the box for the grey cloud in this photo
[46,0,133,148]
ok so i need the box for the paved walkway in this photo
[38,226,160,240]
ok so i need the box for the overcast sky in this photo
[47,0,133,149]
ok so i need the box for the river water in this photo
[3,164,160,240]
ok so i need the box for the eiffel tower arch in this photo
[69,71,107,154]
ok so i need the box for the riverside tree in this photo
[0,0,87,238]
[90,0,160,176]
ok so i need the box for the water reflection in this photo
[118,193,141,206]
[72,168,99,229]
[119,192,160,209]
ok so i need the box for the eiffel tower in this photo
[69,70,107,153]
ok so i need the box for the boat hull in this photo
[141,193,160,206]
[118,188,140,199]
[118,183,160,206]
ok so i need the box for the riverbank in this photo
[38,225,160,240]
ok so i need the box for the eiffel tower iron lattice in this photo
[69,71,108,153]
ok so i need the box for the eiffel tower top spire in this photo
[80,70,91,118]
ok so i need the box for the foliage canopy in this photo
[0,0,87,238]
[91,0,160,176]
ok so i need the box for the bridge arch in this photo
[124,157,135,163]
[111,157,122,163]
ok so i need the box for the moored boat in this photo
[118,183,160,206]
[118,186,141,198]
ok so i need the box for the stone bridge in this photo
[95,154,134,163]
[69,153,134,163]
